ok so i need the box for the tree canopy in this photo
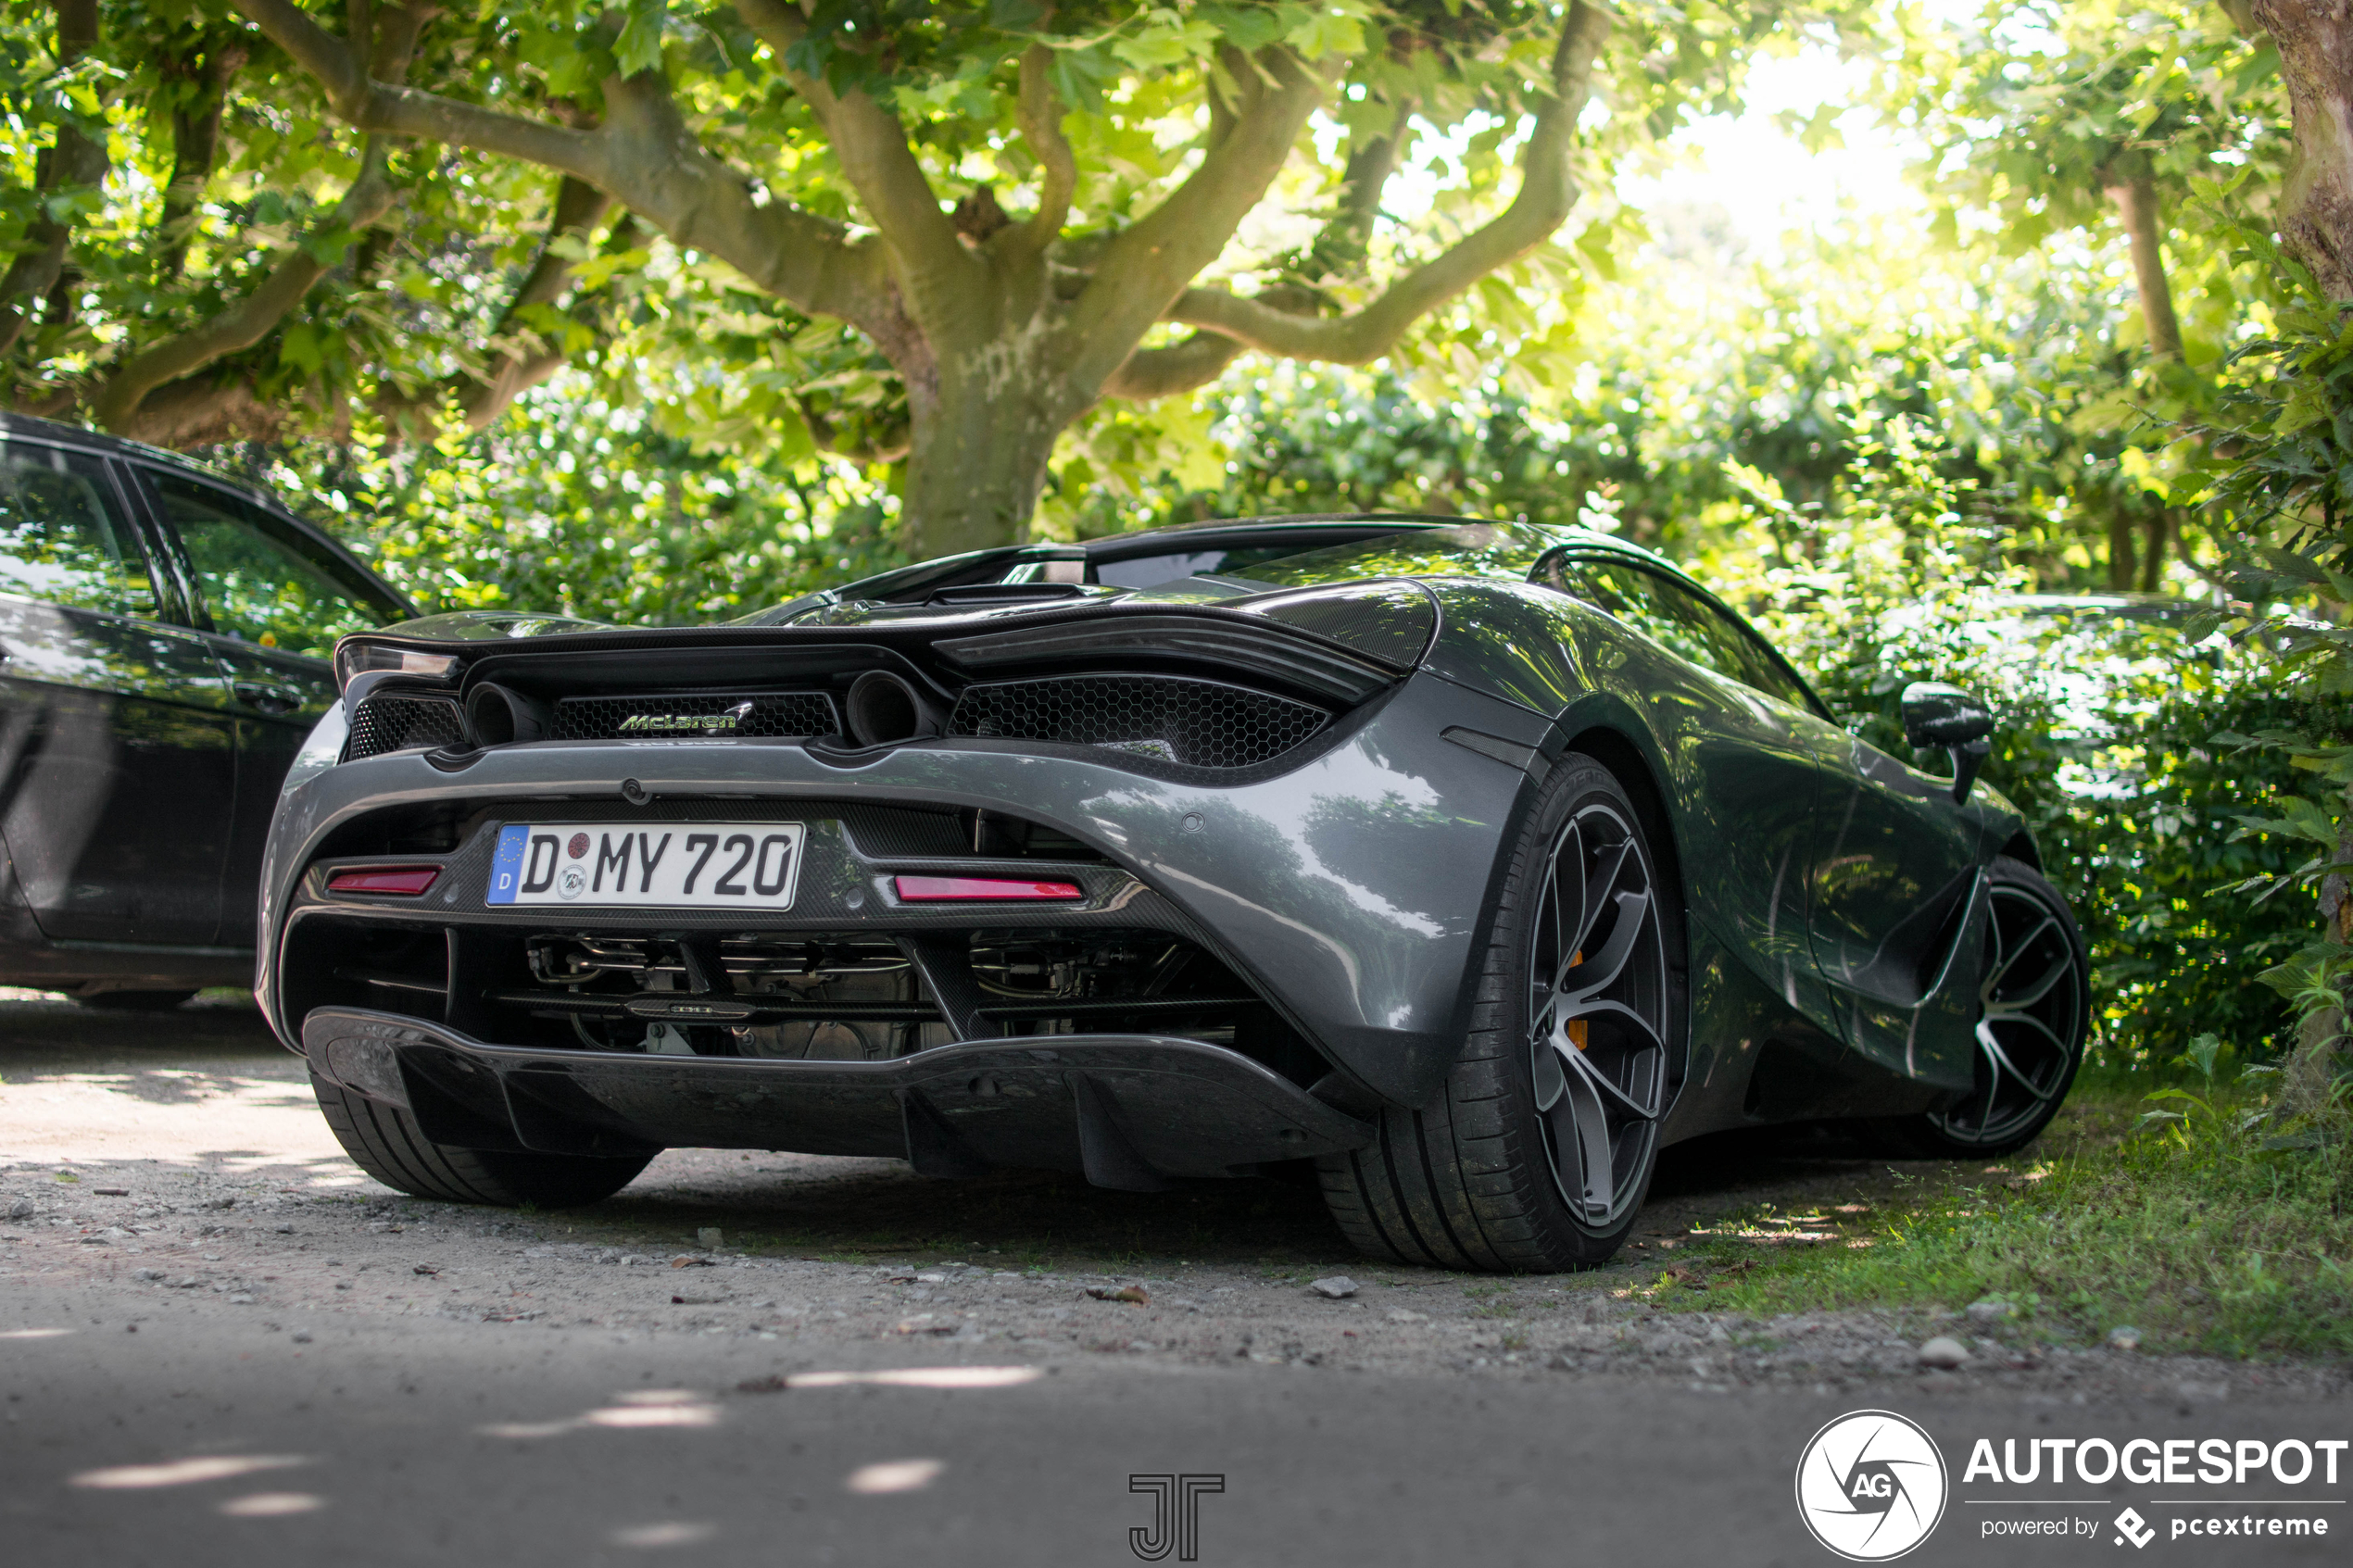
[1,0,1885,553]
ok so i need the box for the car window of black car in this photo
[0,441,160,618]
[147,472,390,656]
[1543,557,1816,709]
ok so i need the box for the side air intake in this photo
[346,694,466,760]
[946,674,1327,769]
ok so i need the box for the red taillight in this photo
[893,875,1083,902]
[326,865,441,897]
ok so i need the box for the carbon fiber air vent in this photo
[947,674,1327,769]
[346,694,466,760]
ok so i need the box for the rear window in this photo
[1095,545,1361,590]
[1224,522,1562,588]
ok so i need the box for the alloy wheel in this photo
[1928,881,2086,1148]
[1527,801,1670,1228]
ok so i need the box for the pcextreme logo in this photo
[1795,1410,1951,1562]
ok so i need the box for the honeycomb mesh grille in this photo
[947,675,1327,769]
[346,694,465,760]
[549,692,837,741]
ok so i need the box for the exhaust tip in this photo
[464,683,547,746]
[845,671,941,747]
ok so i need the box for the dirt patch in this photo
[2,1000,2342,1407]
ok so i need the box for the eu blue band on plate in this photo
[487,823,529,905]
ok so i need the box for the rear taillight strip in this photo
[893,875,1082,902]
[326,865,442,897]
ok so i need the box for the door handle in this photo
[233,680,301,715]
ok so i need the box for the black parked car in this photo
[268,516,2089,1271]
[0,414,410,1008]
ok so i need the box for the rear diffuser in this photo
[301,1006,1371,1185]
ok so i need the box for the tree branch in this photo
[112,378,289,449]
[1014,44,1076,252]
[1063,44,1335,395]
[231,0,601,170]
[229,0,903,344]
[2106,163,2183,359]
[794,391,911,465]
[732,0,980,335]
[89,141,397,432]
[0,0,107,357]
[159,38,251,279]
[1101,332,1251,401]
[1158,1,1612,368]
[384,188,641,434]
[1301,96,1413,284]
[465,178,617,399]
[449,225,645,430]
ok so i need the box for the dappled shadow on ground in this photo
[0,985,2105,1274]
[0,996,293,1090]
[587,1160,1357,1273]
[565,1117,2032,1275]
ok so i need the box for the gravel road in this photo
[4,997,2347,1565]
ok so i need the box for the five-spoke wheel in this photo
[1317,754,1684,1271]
[1879,855,2088,1157]
[1527,801,1670,1231]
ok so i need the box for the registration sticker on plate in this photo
[485,822,806,909]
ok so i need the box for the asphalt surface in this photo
[4,997,2348,1567]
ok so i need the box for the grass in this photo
[1643,1073,2353,1360]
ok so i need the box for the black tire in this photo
[312,1073,653,1208]
[1869,855,2089,1158]
[77,989,198,1011]
[1316,754,1686,1273]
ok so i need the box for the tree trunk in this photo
[896,366,1069,560]
[2253,0,2353,303]
[2250,4,2353,1110]
[2108,508,2137,591]
[2105,170,2184,359]
[0,0,107,357]
[2139,511,2169,592]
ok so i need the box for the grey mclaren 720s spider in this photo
[261,514,2089,1272]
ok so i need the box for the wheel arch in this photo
[1554,721,1687,936]
[1998,830,2042,871]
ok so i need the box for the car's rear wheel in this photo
[1316,754,1683,1272]
[1870,855,2088,1157]
[313,1074,653,1208]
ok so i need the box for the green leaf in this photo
[1112,19,1219,71]
[2177,1032,2223,1083]
[1047,45,1114,116]
[1202,3,1286,53]
[279,322,324,376]
[1284,2,1366,60]
[614,0,668,80]
[2258,543,2333,585]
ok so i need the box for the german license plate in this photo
[485,822,806,909]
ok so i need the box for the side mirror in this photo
[1900,682,1993,805]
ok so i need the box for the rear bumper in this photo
[303,1006,1372,1186]
[260,671,1555,1107]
